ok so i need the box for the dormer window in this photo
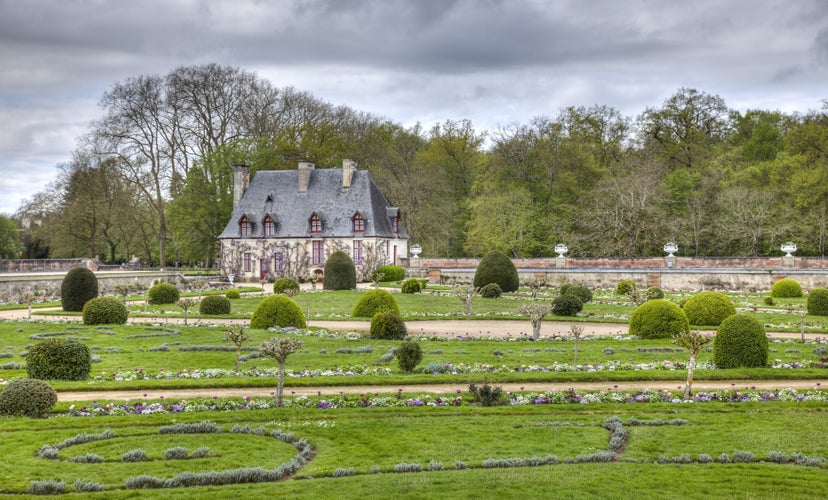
[353,213,365,233]
[239,216,251,237]
[263,216,276,237]
[309,214,322,234]
[393,213,400,234]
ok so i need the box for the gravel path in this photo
[58,379,827,402]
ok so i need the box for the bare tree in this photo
[453,285,480,316]
[259,337,303,407]
[517,303,554,339]
[570,324,584,364]
[224,326,252,372]
[672,329,713,400]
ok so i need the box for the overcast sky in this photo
[1,0,827,214]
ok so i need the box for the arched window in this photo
[263,216,276,236]
[239,216,251,237]
[309,214,322,234]
[353,213,365,233]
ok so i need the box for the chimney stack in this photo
[298,161,314,192]
[232,164,250,210]
[342,159,357,187]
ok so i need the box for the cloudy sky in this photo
[1,0,827,214]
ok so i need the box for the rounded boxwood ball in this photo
[0,379,57,417]
[682,291,736,326]
[82,296,128,325]
[564,284,593,303]
[27,338,91,381]
[273,277,300,295]
[200,295,231,315]
[250,295,306,329]
[713,314,768,368]
[807,287,828,316]
[352,289,400,318]
[629,299,690,339]
[401,278,422,294]
[225,289,241,299]
[473,251,519,292]
[771,278,802,298]
[148,283,180,304]
[479,283,503,298]
[323,250,356,290]
[370,311,408,340]
[374,265,405,282]
[552,294,583,316]
[61,267,98,312]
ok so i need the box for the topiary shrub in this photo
[324,250,357,290]
[225,289,241,300]
[559,283,573,296]
[628,299,690,339]
[250,295,306,329]
[374,265,405,282]
[646,287,665,300]
[401,278,422,294]
[0,379,57,417]
[479,283,503,298]
[682,291,736,326]
[352,289,400,318]
[713,314,768,368]
[27,338,91,380]
[395,340,422,373]
[200,295,231,315]
[370,311,408,340]
[148,283,180,304]
[82,297,128,325]
[551,294,583,316]
[473,251,519,292]
[616,280,636,296]
[60,267,98,312]
[273,277,300,295]
[563,284,593,303]
[771,278,802,298]
[807,287,828,316]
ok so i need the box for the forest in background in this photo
[8,63,828,265]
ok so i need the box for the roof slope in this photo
[219,168,407,239]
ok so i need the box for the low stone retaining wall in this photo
[0,270,179,303]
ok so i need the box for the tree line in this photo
[10,64,828,265]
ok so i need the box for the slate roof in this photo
[218,168,408,240]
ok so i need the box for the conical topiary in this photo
[60,267,98,312]
[473,251,519,292]
[323,250,357,290]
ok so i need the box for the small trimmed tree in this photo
[473,251,519,292]
[615,279,643,305]
[395,340,422,373]
[82,296,128,325]
[0,379,57,417]
[672,329,713,400]
[323,250,356,290]
[517,303,554,339]
[259,337,303,407]
[223,326,251,372]
[61,267,98,312]
[370,311,408,340]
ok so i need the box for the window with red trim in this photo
[310,214,322,234]
[353,240,363,264]
[393,213,400,234]
[353,213,365,233]
[312,241,324,265]
[240,216,251,237]
[263,216,276,236]
[243,252,252,272]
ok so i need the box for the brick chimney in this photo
[298,161,314,192]
[232,164,250,210]
[342,159,357,187]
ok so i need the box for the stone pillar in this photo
[782,256,795,269]
[555,256,567,268]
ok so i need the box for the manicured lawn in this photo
[1,403,825,496]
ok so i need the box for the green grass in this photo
[1,322,825,391]
[0,403,825,496]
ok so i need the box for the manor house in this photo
[218,160,408,281]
